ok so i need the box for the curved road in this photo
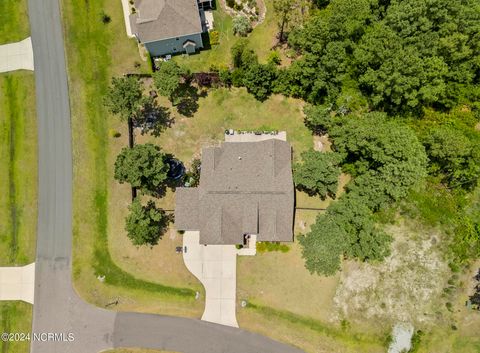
[27,0,304,352]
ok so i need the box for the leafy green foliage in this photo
[153,61,188,102]
[125,199,169,246]
[273,0,308,42]
[186,158,201,187]
[299,217,345,276]
[408,330,424,353]
[233,15,252,37]
[294,149,342,199]
[256,242,290,253]
[267,50,281,66]
[283,0,480,112]
[104,76,145,121]
[300,113,427,275]
[242,63,277,101]
[330,113,428,209]
[114,144,169,195]
[327,195,392,261]
[230,39,257,68]
[209,30,220,45]
[422,125,480,190]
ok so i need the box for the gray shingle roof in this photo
[130,0,203,43]
[175,139,294,245]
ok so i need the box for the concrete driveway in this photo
[183,231,239,327]
[0,37,34,72]
[0,263,35,304]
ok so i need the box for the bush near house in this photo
[209,30,220,45]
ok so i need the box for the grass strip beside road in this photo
[0,0,30,44]
[62,0,196,304]
[0,72,37,266]
[243,302,386,353]
[0,302,32,353]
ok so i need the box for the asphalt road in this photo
[27,0,304,352]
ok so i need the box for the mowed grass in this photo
[237,306,386,353]
[62,0,202,315]
[0,72,37,266]
[0,0,29,44]
[139,88,312,165]
[0,3,35,353]
[0,302,32,353]
[174,0,279,71]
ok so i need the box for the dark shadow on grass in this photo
[134,99,174,137]
[175,85,207,117]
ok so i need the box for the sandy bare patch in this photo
[333,222,450,326]
[313,134,332,152]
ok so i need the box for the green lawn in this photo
[62,0,203,316]
[0,0,30,44]
[0,72,37,266]
[174,0,279,71]
[0,302,33,353]
[0,2,36,352]
[140,88,312,164]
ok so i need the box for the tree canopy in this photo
[422,125,480,190]
[114,143,169,195]
[282,0,480,112]
[242,64,277,101]
[153,61,188,103]
[104,76,145,121]
[125,199,169,246]
[330,112,428,209]
[294,149,342,199]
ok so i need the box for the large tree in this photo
[299,216,345,276]
[125,199,169,246]
[294,149,342,199]
[153,61,188,103]
[242,63,277,101]
[330,113,428,209]
[300,193,392,276]
[422,125,480,190]
[104,76,146,121]
[114,143,169,195]
[273,0,309,43]
[283,0,480,111]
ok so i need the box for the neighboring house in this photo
[175,138,295,245]
[130,0,204,57]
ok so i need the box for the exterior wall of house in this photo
[144,33,204,57]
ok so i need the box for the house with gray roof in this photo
[175,138,295,245]
[130,0,204,57]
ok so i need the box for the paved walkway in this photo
[183,231,239,327]
[0,37,34,73]
[120,0,135,37]
[0,263,35,304]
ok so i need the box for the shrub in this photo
[256,242,290,253]
[101,12,111,24]
[226,0,235,8]
[209,30,220,45]
[233,16,252,37]
[267,51,281,65]
[109,129,121,138]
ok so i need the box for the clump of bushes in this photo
[209,30,220,45]
[233,15,252,37]
[256,242,290,253]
